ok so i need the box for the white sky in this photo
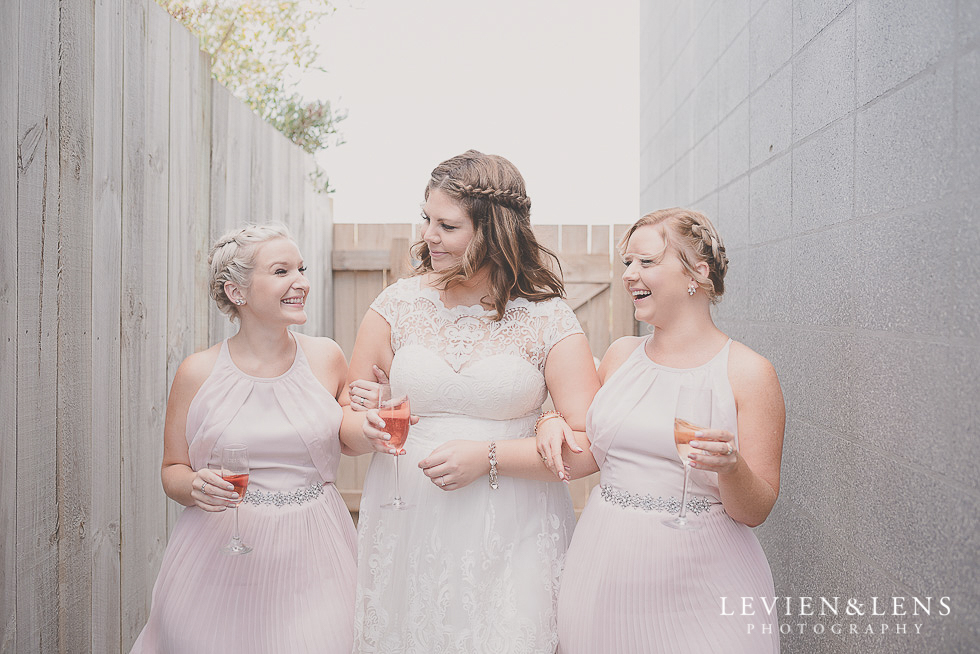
[299,0,639,225]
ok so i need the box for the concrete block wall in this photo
[641,1,979,652]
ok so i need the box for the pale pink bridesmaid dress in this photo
[130,337,356,654]
[557,335,780,653]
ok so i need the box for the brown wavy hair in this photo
[413,150,564,319]
[618,207,729,304]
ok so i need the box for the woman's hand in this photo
[362,408,416,455]
[348,365,390,412]
[191,469,239,512]
[688,429,739,475]
[535,415,581,482]
[418,440,489,491]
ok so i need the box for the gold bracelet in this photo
[488,441,498,490]
[534,410,564,436]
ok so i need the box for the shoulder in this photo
[176,343,221,385]
[294,332,346,368]
[294,333,348,397]
[728,341,781,398]
[526,295,577,320]
[598,336,644,383]
[169,343,222,403]
[377,275,422,300]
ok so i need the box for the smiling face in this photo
[621,224,696,325]
[420,188,477,272]
[230,237,310,326]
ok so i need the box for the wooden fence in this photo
[330,223,639,518]
[1,2,330,652]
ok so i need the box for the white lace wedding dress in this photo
[353,276,583,654]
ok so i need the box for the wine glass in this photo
[663,386,712,531]
[220,444,252,554]
[379,390,411,510]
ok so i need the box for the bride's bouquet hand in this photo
[418,441,486,491]
[348,365,390,412]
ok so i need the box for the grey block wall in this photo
[641,1,979,652]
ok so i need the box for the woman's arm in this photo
[161,347,240,511]
[338,309,395,456]
[687,343,785,527]
[536,336,643,480]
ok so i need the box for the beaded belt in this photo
[241,482,323,507]
[600,484,713,516]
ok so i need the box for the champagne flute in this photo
[379,390,411,510]
[220,444,252,554]
[663,386,712,531]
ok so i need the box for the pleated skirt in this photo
[130,483,357,654]
[557,485,779,654]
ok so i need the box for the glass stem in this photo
[677,463,691,520]
[393,455,402,503]
[232,506,242,544]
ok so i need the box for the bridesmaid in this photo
[538,208,784,653]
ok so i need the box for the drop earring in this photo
[687,281,697,296]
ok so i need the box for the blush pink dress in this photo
[130,337,357,654]
[556,336,779,653]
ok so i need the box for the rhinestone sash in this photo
[241,482,323,507]
[599,484,713,516]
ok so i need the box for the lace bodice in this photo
[371,276,583,426]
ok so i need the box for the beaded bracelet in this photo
[488,441,499,490]
[534,410,564,436]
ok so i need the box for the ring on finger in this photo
[725,443,734,456]
[438,477,446,487]
[201,481,209,495]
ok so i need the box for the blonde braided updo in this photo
[208,224,294,321]
[618,208,729,303]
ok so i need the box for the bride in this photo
[340,150,600,653]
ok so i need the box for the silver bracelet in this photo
[488,441,499,490]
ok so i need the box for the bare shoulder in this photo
[294,332,347,369]
[177,343,222,385]
[294,332,348,396]
[598,336,644,383]
[728,341,781,396]
[169,343,222,404]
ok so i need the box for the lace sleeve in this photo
[369,276,416,326]
[540,298,585,358]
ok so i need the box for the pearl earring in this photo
[235,299,245,306]
[687,282,697,296]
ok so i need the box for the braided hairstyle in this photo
[414,150,564,319]
[208,223,294,321]
[617,208,729,303]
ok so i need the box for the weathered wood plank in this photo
[562,224,588,254]
[611,223,638,340]
[333,249,393,271]
[561,254,612,284]
[58,0,97,648]
[207,81,235,343]
[90,1,124,650]
[15,0,62,650]
[332,225,358,358]
[120,2,170,647]
[534,224,559,253]
[166,17,210,535]
[0,0,19,649]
